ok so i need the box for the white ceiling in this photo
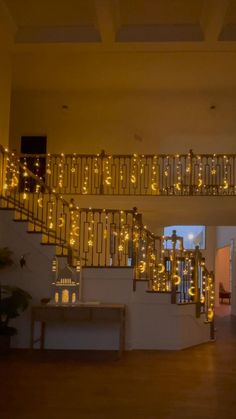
[0,0,235,91]
[3,0,236,44]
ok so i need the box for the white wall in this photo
[216,227,236,248]
[0,210,211,350]
[0,7,13,148]
[0,211,55,348]
[216,227,236,314]
[9,89,236,155]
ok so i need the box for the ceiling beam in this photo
[201,0,230,42]
[94,0,120,45]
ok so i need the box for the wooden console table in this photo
[30,303,126,357]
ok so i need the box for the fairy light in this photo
[223,155,229,191]
[211,154,217,176]
[118,210,126,254]
[197,156,203,188]
[46,154,52,175]
[58,153,64,189]
[103,210,109,240]
[175,155,182,192]
[34,157,40,172]
[48,199,54,229]
[130,154,138,185]
[87,217,94,247]
[151,155,158,193]
[82,165,89,194]
[71,155,76,174]
[3,151,12,190]
[104,156,112,186]
[93,156,99,175]
[140,155,145,175]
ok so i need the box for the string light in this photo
[130,154,138,185]
[82,165,89,194]
[151,155,158,193]
[58,153,64,189]
[104,156,112,186]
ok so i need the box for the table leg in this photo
[40,321,46,350]
[119,308,125,359]
[30,317,34,349]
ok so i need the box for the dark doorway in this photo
[20,136,47,192]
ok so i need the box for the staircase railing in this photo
[0,146,80,264]
[0,146,215,325]
[133,224,215,324]
[16,149,236,196]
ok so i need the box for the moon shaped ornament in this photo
[73,227,80,236]
[198,179,203,187]
[188,286,196,296]
[105,176,112,185]
[223,180,229,189]
[37,197,43,208]
[172,274,181,285]
[131,175,136,184]
[151,182,157,191]
[157,263,165,274]
[58,217,65,228]
[139,261,146,273]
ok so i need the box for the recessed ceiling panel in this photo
[4,0,97,26]
[119,0,204,25]
[117,24,204,42]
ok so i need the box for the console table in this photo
[30,303,126,357]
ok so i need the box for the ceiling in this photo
[0,0,235,91]
[3,0,236,45]
[2,1,236,227]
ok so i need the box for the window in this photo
[164,225,206,250]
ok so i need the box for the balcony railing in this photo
[15,149,236,196]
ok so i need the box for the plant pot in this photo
[0,334,11,355]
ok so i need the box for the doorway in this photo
[20,135,47,192]
[215,246,231,315]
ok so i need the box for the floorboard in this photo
[0,305,235,419]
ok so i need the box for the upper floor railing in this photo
[14,149,236,196]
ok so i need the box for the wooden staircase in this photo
[0,146,78,264]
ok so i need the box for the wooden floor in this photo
[1,305,235,419]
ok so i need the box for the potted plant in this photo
[0,247,31,354]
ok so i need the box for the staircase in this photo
[0,145,79,264]
[0,145,215,340]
